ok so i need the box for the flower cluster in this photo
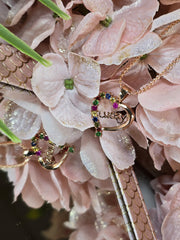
[0,0,180,239]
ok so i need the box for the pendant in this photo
[91,88,134,136]
[24,132,74,170]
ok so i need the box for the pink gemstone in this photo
[113,102,118,109]
[36,150,41,156]
[91,105,97,111]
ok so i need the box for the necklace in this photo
[91,20,180,136]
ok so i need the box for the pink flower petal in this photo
[136,105,180,147]
[80,130,109,180]
[160,0,180,4]
[116,0,159,44]
[40,106,82,145]
[125,121,148,149]
[68,181,91,213]
[164,146,180,170]
[68,53,101,98]
[3,102,41,140]
[1,0,35,26]
[32,53,68,108]
[50,89,93,131]
[60,140,91,182]
[14,164,29,201]
[147,34,180,84]
[98,32,162,65]
[151,8,180,31]
[83,19,126,57]
[10,2,55,49]
[149,143,166,170]
[29,161,59,203]
[138,78,180,111]
[83,0,113,15]
[50,170,70,210]
[69,12,105,47]
[162,208,180,240]
[22,176,44,209]
[100,131,136,170]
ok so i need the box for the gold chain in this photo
[119,19,180,95]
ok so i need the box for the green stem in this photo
[38,0,71,20]
[0,24,51,67]
[0,119,21,143]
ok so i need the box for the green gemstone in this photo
[64,78,74,90]
[94,122,100,128]
[140,54,148,60]
[39,133,44,139]
[68,147,74,153]
[100,92,105,98]
[96,131,102,137]
[93,99,99,105]
[100,16,112,27]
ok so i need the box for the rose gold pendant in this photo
[91,88,134,137]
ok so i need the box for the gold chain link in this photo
[119,19,180,95]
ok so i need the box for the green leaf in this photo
[0,24,52,67]
[0,119,21,143]
[38,0,71,20]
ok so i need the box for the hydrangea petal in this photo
[83,0,113,15]
[29,161,59,203]
[32,53,68,108]
[162,208,180,240]
[80,130,109,180]
[83,19,126,57]
[147,34,180,84]
[100,131,136,170]
[50,89,93,131]
[10,2,55,49]
[68,53,101,98]
[22,176,44,209]
[40,106,82,145]
[149,142,166,170]
[98,32,162,65]
[138,78,180,111]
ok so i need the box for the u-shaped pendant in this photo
[91,88,134,136]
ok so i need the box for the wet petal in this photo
[80,130,109,179]
[50,89,93,131]
[98,32,162,65]
[68,53,101,98]
[100,131,136,170]
[32,53,68,108]
[138,78,180,111]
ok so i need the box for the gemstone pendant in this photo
[91,89,134,136]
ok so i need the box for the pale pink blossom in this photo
[31,52,101,131]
